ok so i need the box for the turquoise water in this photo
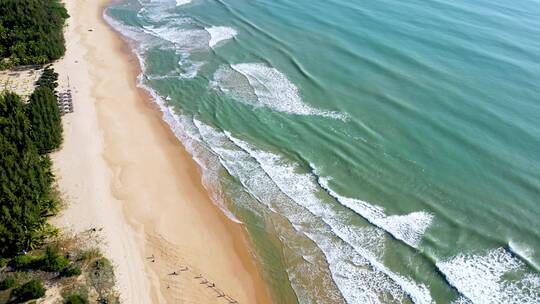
[105,0,540,303]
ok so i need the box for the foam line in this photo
[317,175,433,249]
[437,247,540,304]
[508,241,539,271]
[213,63,346,119]
[142,24,209,51]
[186,121,427,302]
[206,26,237,48]
[176,0,192,6]
[226,134,434,303]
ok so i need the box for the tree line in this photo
[0,67,63,256]
[0,0,69,68]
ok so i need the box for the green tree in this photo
[0,0,69,67]
[36,67,59,91]
[41,245,69,272]
[26,86,63,153]
[0,93,58,256]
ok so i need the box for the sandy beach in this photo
[51,0,272,303]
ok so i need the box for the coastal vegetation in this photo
[0,87,118,303]
[0,232,119,303]
[27,68,63,153]
[0,91,59,256]
[11,279,45,302]
[0,0,69,69]
[0,86,119,302]
[1,2,119,302]
[0,66,63,255]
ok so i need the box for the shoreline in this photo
[52,0,273,303]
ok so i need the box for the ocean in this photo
[104,0,540,303]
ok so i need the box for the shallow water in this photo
[106,0,540,302]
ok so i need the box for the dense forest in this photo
[0,0,69,68]
[27,67,63,153]
[0,65,63,255]
[0,82,62,257]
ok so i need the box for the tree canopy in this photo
[0,92,59,256]
[26,68,63,153]
[35,67,60,91]
[0,0,69,68]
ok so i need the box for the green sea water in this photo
[105,0,540,303]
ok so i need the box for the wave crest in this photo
[206,26,237,48]
[212,63,346,119]
[437,247,540,304]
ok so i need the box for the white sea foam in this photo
[138,23,208,78]
[185,121,415,302]
[231,63,308,114]
[143,54,203,80]
[318,177,433,248]
[508,241,539,270]
[147,66,201,80]
[137,0,179,23]
[177,53,204,79]
[133,79,242,224]
[213,63,345,119]
[226,134,434,303]
[143,24,209,51]
[176,0,192,6]
[437,247,540,304]
[106,10,202,79]
[212,65,258,100]
[205,26,237,48]
[104,12,152,47]
[451,296,473,304]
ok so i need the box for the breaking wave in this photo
[176,0,191,6]
[206,26,237,48]
[318,177,433,248]
[213,63,346,119]
[225,134,434,303]
[142,24,209,51]
[437,247,540,304]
